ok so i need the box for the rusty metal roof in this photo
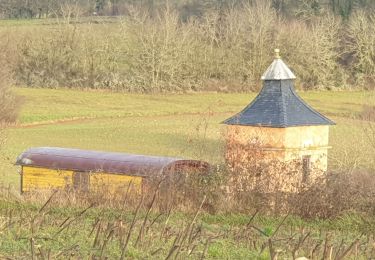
[16,147,210,177]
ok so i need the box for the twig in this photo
[200,237,211,260]
[147,213,163,233]
[160,206,173,240]
[120,194,144,260]
[30,237,35,260]
[246,209,259,228]
[38,190,57,214]
[165,229,183,260]
[99,229,114,258]
[92,220,102,249]
[174,196,206,258]
[292,232,310,259]
[268,239,277,260]
[135,179,162,246]
[53,203,94,237]
[322,233,331,260]
[52,244,79,258]
[335,238,360,260]
[270,214,289,239]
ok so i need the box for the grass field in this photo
[1,88,374,188]
[0,193,373,259]
[0,88,374,258]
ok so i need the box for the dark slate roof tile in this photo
[223,80,335,128]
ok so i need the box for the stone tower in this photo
[223,50,335,190]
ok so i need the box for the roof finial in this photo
[261,49,296,80]
[275,48,280,59]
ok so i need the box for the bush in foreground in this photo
[1,176,374,259]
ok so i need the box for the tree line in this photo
[0,0,374,20]
[0,1,370,92]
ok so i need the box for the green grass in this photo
[0,87,374,258]
[1,88,374,187]
[15,88,370,124]
[0,196,372,259]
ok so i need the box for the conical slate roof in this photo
[261,58,296,80]
[223,50,335,128]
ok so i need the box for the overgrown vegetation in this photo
[190,135,375,218]
[1,0,375,20]
[0,1,374,92]
[0,33,18,125]
[0,31,19,152]
[0,184,374,259]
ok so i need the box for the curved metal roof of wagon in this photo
[15,147,210,177]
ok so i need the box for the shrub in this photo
[197,1,277,91]
[0,31,20,151]
[16,22,121,89]
[120,7,203,92]
[345,11,375,88]
[0,32,19,126]
[291,169,375,218]
[7,1,375,91]
[279,15,346,89]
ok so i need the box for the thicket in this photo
[1,1,375,92]
[0,31,18,124]
[1,0,375,19]
[1,188,374,259]
[0,31,19,149]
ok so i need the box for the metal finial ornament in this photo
[275,49,280,59]
[261,49,296,80]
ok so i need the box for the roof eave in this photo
[222,121,335,128]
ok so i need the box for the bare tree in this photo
[0,33,20,150]
[345,11,375,88]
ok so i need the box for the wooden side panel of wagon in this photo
[22,166,73,192]
[90,173,142,193]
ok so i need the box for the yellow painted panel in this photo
[22,167,142,194]
[22,167,73,192]
[90,173,142,193]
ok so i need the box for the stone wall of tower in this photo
[225,125,330,192]
[283,126,330,172]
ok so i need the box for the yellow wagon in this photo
[16,147,210,194]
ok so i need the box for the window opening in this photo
[302,155,311,183]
